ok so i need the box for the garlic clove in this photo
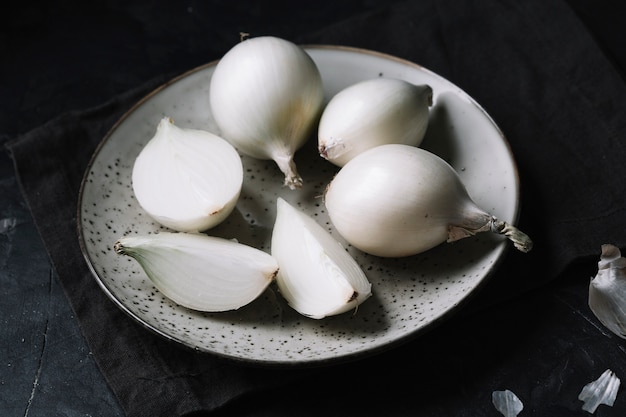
[318,78,433,167]
[271,197,372,319]
[132,117,243,232]
[588,244,626,339]
[578,369,620,413]
[114,232,278,312]
[492,390,524,417]
[324,144,532,257]
[209,36,325,189]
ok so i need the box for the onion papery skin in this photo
[318,78,433,167]
[324,144,493,257]
[271,198,372,319]
[131,117,243,233]
[209,36,324,189]
[114,232,278,312]
[588,244,626,339]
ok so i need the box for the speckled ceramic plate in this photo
[77,45,520,366]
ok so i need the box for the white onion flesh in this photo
[114,232,278,312]
[271,197,372,319]
[209,36,324,189]
[324,144,532,257]
[132,117,243,232]
[318,78,433,167]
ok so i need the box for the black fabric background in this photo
[2,0,626,416]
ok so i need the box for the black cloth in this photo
[5,0,626,415]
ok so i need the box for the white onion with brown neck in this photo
[324,144,533,257]
[209,36,324,190]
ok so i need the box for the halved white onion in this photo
[132,117,243,232]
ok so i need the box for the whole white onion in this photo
[209,36,324,189]
[318,77,433,167]
[324,144,532,257]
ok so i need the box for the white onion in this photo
[132,117,243,232]
[114,232,278,312]
[318,78,433,167]
[209,36,324,189]
[324,144,532,257]
[271,197,372,319]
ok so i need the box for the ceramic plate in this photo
[78,45,519,366]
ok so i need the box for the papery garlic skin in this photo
[589,244,626,339]
[578,369,620,413]
[318,78,433,167]
[132,117,243,233]
[209,36,324,189]
[324,144,532,257]
[492,390,523,417]
[114,232,278,312]
[271,198,372,319]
